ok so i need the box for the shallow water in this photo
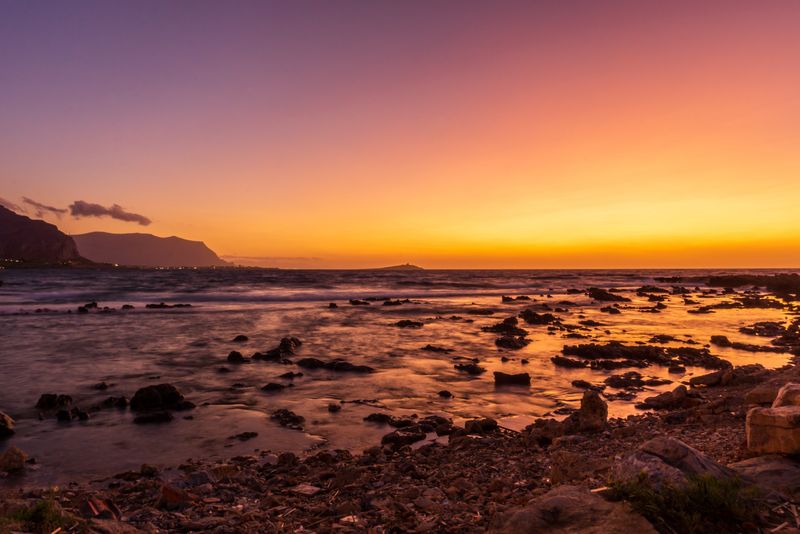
[0,268,795,485]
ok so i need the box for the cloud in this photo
[69,200,152,226]
[22,197,68,218]
[0,196,23,213]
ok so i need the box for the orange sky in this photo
[2,1,799,268]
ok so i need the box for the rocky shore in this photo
[4,355,800,533]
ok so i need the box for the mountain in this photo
[0,205,84,264]
[72,232,230,268]
[376,263,424,271]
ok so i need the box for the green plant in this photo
[0,495,78,534]
[610,473,762,534]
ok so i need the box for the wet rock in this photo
[328,403,342,413]
[296,358,374,373]
[130,384,194,412]
[261,383,286,393]
[668,364,686,373]
[146,302,191,309]
[571,380,604,391]
[35,393,72,411]
[438,390,454,398]
[710,334,785,353]
[381,429,427,447]
[93,381,111,390]
[482,317,528,336]
[279,371,304,379]
[454,363,486,375]
[230,431,258,441]
[395,320,423,328]
[271,409,305,430]
[587,288,631,302]
[518,310,558,325]
[464,418,498,435]
[328,302,338,308]
[422,344,453,353]
[254,337,302,360]
[0,411,15,439]
[0,447,28,474]
[689,368,733,388]
[551,355,588,368]
[493,485,657,534]
[635,385,703,410]
[494,372,531,386]
[605,371,670,389]
[133,411,174,424]
[232,334,249,343]
[600,306,621,314]
[495,335,530,350]
[227,351,247,363]
[349,299,370,306]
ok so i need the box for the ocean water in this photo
[0,268,795,485]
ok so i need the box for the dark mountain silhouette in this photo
[376,263,424,271]
[72,232,230,267]
[0,205,83,263]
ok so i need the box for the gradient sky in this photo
[2,1,800,268]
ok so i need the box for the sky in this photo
[1,0,800,268]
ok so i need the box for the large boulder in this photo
[730,455,800,500]
[635,385,703,410]
[562,390,608,433]
[614,436,736,488]
[130,384,194,412]
[491,485,657,533]
[746,382,800,454]
[0,411,14,439]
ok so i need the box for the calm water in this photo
[0,268,795,485]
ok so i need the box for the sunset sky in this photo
[2,1,799,268]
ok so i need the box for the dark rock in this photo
[454,363,486,375]
[464,418,498,435]
[381,429,427,447]
[495,336,530,350]
[635,385,703,410]
[587,288,631,302]
[421,344,453,353]
[232,334,249,343]
[518,310,558,325]
[261,383,286,393]
[328,302,338,308]
[600,306,621,314]
[327,403,342,413]
[254,337,302,361]
[121,304,135,310]
[227,351,247,364]
[438,390,454,398]
[605,371,670,389]
[271,409,305,430]
[571,380,605,391]
[494,372,531,386]
[99,396,128,409]
[482,317,528,336]
[279,372,303,379]
[296,357,373,373]
[551,355,588,368]
[230,431,258,441]
[130,384,192,412]
[35,393,72,410]
[0,411,15,439]
[349,299,370,306]
[561,390,607,433]
[395,320,423,328]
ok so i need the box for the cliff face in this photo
[0,206,82,263]
[72,232,229,267]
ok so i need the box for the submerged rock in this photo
[133,411,174,425]
[395,320,423,328]
[587,288,631,302]
[635,385,703,410]
[231,334,249,343]
[494,372,531,386]
[296,358,374,373]
[271,409,305,430]
[35,393,72,411]
[482,317,528,337]
[227,351,247,364]
[254,337,302,361]
[495,336,530,350]
[454,363,486,375]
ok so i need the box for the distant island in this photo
[0,205,87,265]
[72,232,230,268]
[375,263,424,271]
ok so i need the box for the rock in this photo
[130,384,193,412]
[482,317,528,336]
[614,436,736,488]
[328,403,342,413]
[464,418,498,435]
[454,363,486,375]
[635,385,703,410]
[562,390,607,433]
[605,371,669,389]
[689,368,733,387]
[279,371,303,379]
[232,334,249,342]
[271,409,305,430]
[0,411,14,439]
[772,383,800,407]
[88,518,144,534]
[0,446,27,474]
[261,383,286,393]
[518,310,558,325]
[381,429,427,447]
[587,288,631,302]
[35,393,72,410]
[158,483,196,510]
[296,358,374,373]
[290,483,322,496]
[495,336,530,350]
[133,411,174,424]
[254,337,302,360]
[492,485,657,534]
[438,390,454,398]
[328,302,338,308]
[551,355,588,368]
[730,455,800,499]
[494,372,531,386]
[745,383,781,405]
[746,405,800,454]
[349,299,370,306]
[227,350,247,363]
[571,380,604,391]
[395,320,423,328]
[422,344,453,353]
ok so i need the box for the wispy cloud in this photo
[22,197,68,218]
[0,196,23,213]
[69,200,152,226]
